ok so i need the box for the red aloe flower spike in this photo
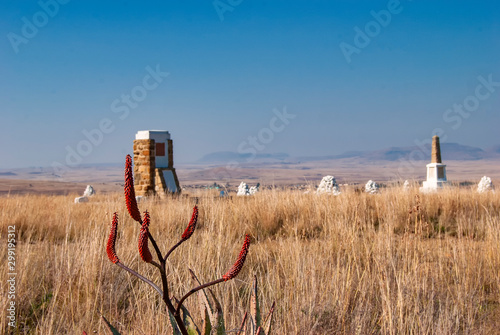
[181,206,198,240]
[124,154,142,223]
[223,234,251,281]
[138,211,153,263]
[106,212,120,264]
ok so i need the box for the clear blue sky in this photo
[1,0,499,169]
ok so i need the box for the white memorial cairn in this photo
[420,135,447,192]
[477,176,494,193]
[237,182,260,196]
[403,180,410,191]
[75,185,95,203]
[365,180,379,194]
[83,185,96,197]
[237,182,249,196]
[316,175,341,195]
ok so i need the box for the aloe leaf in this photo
[190,270,216,322]
[255,326,266,335]
[262,302,276,335]
[236,312,248,335]
[250,276,261,334]
[167,309,182,335]
[101,315,122,335]
[207,288,226,335]
[201,306,212,335]
[180,303,201,335]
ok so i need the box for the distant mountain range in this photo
[199,143,500,164]
[198,151,290,163]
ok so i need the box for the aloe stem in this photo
[175,278,225,317]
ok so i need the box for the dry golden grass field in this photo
[1,186,500,334]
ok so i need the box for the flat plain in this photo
[1,159,500,334]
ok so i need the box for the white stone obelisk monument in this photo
[420,135,447,192]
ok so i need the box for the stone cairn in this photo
[74,184,96,203]
[249,183,260,195]
[237,182,260,196]
[316,175,341,195]
[83,185,96,197]
[133,131,180,197]
[365,180,379,194]
[237,182,250,196]
[478,176,494,193]
[403,180,410,191]
[133,139,156,196]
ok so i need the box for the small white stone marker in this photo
[74,196,89,204]
[83,185,95,197]
[249,183,260,195]
[365,180,379,194]
[477,176,494,193]
[316,175,341,195]
[403,180,410,191]
[237,182,250,196]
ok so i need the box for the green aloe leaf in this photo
[250,276,261,334]
[180,303,201,335]
[207,288,226,335]
[101,315,121,335]
[167,309,182,335]
[262,301,276,335]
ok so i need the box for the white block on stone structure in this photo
[136,130,172,168]
[135,130,171,141]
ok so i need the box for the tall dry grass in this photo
[1,186,500,334]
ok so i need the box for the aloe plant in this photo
[102,155,257,335]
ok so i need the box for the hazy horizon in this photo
[1,1,499,170]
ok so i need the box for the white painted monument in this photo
[365,180,379,194]
[477,176,494,193]
[237,182,250,196]
[134,130,180,196]
[83,185,96,197]
[249,183,260,195]
[316,175,341,195]
[420,135,447,192]
[403,180,410,191]
[74,196,89,203]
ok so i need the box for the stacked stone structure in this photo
[133,130,180,197]
[133,139,156,196]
